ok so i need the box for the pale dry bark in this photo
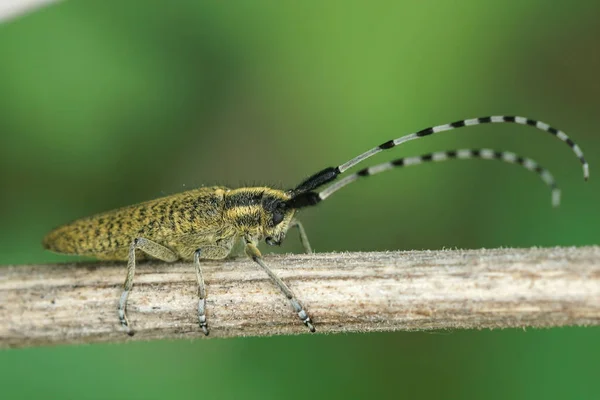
[1,246,599,348]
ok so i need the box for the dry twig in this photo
[1,246,599,348]
[0,0,61,24]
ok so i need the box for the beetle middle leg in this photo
[119,237,178,335]
[193,245,230,336]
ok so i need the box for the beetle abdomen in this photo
[43,187,227,258]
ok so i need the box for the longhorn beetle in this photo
[43,115,589,335]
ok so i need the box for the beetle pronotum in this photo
[43,115,588,335]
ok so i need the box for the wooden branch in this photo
[1,246,599,348]
[0,0,62,24]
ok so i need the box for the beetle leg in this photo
[245,241,315,332]
[289,219,313,254]
[119,237,178,335]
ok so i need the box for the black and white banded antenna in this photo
[317,148,560,206]
[287,116,588,209]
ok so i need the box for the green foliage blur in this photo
[1,1,599,399]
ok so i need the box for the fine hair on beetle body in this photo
[43,115,589,336]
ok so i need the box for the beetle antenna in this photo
[288,148,561,209]
[291,116,588,196]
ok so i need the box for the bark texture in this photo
[1,246,599,348]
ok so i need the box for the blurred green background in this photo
[1,1,599,399]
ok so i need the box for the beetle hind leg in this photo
[119,237,178,335]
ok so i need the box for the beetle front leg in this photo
[245,241,315,332]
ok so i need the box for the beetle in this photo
[43,115,588,335]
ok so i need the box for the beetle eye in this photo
[272,210,284,226]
